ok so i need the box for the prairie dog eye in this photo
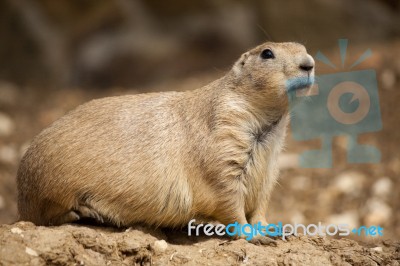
[260,49,275,59]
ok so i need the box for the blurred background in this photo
[0,0,399,241]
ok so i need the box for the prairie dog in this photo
[17,42,314,244]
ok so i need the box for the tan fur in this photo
[17,42,314,234]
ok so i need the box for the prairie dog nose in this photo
[299,54,315,72]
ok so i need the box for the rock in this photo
[371,246,383,252]
[333,171,365,196]
[278,153,299,169]
[327,211,359,229]
[0,112,14,137]
[11,228,23,235]
[25,247,39,257]
[364,198,392,226]
[290,175,311,191]
[372,177,392,198]
[153,240,168,254]
[118,238,140,253]
[0,145,18,164]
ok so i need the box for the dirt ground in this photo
[0,40,400,265]
[0,222,399,266]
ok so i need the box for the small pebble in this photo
[365,198,392,225]
[153,240,168,254]
[25,247,38,257]
[333,171,365,195]
[120,238,139,251]
[371,246,383,252]
[11,227,23,235]
[327,211,359,229]
[372,177,392,198]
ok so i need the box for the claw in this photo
[76,206,105,224]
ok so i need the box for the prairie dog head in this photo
[231,42,315,111]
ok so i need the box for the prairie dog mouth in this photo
[286,75,315,92]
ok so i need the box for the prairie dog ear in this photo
[233,52,250,75]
